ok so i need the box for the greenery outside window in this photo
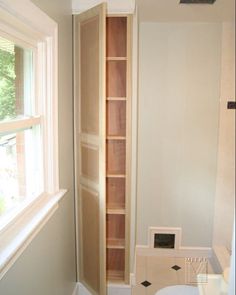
[0,37,42,222]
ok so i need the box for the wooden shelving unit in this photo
[74,5,131,292]
[106,16,130,284]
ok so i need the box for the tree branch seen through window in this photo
[0,46,16,121]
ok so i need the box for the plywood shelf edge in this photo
[106,174,126,178]
[107,238,125,249]
[106,136,126,140]
[106,97,127,101]
[106,57,127,61]
[107,270,125,283]
[107,208,125,214]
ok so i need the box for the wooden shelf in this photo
[106,57,127,61]
[106,174,126,178]
[106,136,126,140]
[106,203,125,211]
[106,97,127,101]
[107,238,125,249]
[107,208,125,215]
[107,270,125,283]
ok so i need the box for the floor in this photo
[132,255,214,295]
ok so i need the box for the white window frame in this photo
[0,0,66,279]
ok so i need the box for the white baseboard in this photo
[130,273,136,286]
[75,282,132,295]
[72,283,79,295]
[136,245,212,258]
[210,246,231,273]
[77,282,92,295]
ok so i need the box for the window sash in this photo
[0,116,41,136]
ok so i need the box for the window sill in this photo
[0,189,67,280]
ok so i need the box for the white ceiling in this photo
[137,0,235,22]
[72,0,135,13]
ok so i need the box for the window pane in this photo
[0,127,42,218]
[0,36,34,122]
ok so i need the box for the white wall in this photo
[213,22,235,251]
[137,22,222,247]
[0,1,76,294]
[228,221,235,295]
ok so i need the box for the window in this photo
[0,37,43,224]
[0,0,65,279]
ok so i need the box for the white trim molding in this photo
[211,246,231,273]
[0,0,57,37]
[133,227,212,258]
[129,4,138,275]
[130,273,136,286]
[72,0,136,14]
[136,245,212,258]
[72,283,79,295]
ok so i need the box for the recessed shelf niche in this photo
[106,140,126,175]
[106,177,125,210]
[106,15,129,284]
[106,249,125,282]
[107,100,126,137]
[106,61,127,98]
[106,17,127,57]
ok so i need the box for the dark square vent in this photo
[154,233,175,249]
[180,0,216,4]
[227,101,236,109]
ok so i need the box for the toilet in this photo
[155,285,199,295]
